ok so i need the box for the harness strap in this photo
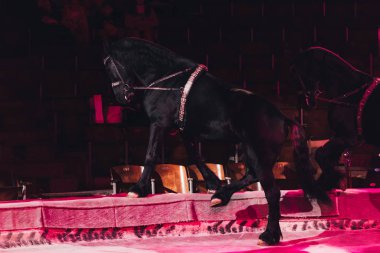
[178,64,208,131]
[133,86,180,91]
[357,78,380,135]
[146,67,193,88]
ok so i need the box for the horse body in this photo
[104,38,328,245]
[184,74,236,140]
[292,46,380,190]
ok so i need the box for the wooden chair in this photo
[154,164,190,194]
[226,162,261,191]
[337,145,380,189]
[110,165,144,194]
[0,186,25,201]
[187,163,230,193]
[226,162,293,191]
[111,164,190,194]
[0,171,27,201]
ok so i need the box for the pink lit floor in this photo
[0,189,379,252]
[2,230,380,253]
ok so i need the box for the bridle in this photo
[104,55,192,97]
[104,55,208,131]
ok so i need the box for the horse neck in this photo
[126,42,194,87]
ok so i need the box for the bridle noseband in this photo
[104,56,131,90]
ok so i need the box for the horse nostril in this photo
[124,92,135,103]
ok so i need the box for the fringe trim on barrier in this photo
[1,219,380,249]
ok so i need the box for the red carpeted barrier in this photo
[0,189,379,248]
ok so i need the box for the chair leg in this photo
[151,178,156,194]
[188,178,194,193]
[111,181,117,194]
[342,150,352,188]
[22,184,27,200]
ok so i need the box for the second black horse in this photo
[291,46,380,191]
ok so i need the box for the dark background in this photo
[0,0,379,194]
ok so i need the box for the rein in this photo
[294,67,370,107]
[141,67,193,91]
[104,55,208,131]
[315,82,370,107]
[104,55,192,92]
[296,66,380,135]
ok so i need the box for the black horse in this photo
[103,37,329,245]
[291,46,380,190]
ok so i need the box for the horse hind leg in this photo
[211,142,283,245]
[183,137,221,192]
[258,179,282,246]
[210,143,258,207]
[248,145,282,245]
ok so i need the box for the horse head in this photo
[103,52,142,104]
[103,37,197,105]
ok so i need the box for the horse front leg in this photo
[183,137,221,193]
[210,142,259,207]
[210,173,257,207]
[128,122,164,198]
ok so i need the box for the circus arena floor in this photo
[1,189,379,253]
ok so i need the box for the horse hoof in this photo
[127,192,139,198]
[257,239,269,246]
[210,198,222,207]
[207,189,216,194]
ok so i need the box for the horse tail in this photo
[286,119,331,203]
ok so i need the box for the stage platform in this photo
[0,189,380,252]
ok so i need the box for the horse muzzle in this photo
[124,88,135,104]
[112,83,135,105]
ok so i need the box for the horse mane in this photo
[110,37,197,71]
